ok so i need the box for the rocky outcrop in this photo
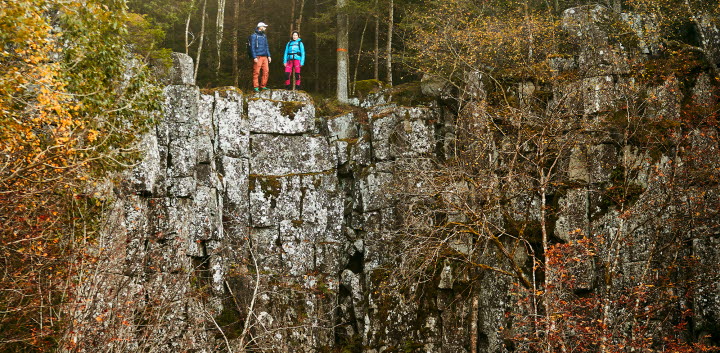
[66,5,720,353]
[66,50,444,351]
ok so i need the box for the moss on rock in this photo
[281,100,304,120]
[354,79,386,99]
[249,175,282,198]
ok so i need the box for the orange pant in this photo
[253,56,270,88]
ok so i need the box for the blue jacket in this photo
[249,29,271,58]
[283,39,305,66]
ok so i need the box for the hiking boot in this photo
[261,87,269,90]
[253,87,259,92]
[285,85,291,90]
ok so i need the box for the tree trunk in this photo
[385,0,393,86]
[352,18,369,95]
[232,0,241,86]
[185,0,196,55]
[336,0,349,102]
[374,0,379,80]
[194,0,208,81]
[216,0,227,75]
[524,0,534,60]
[314,0,320,92]
[470,294,479,353]
[540,181,552,353]
[290,0,296,34]
[296,0,306,33]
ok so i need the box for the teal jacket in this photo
[283,39,305,66]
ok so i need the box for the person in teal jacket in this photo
[283,31,305,90]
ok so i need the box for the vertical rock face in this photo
[67,60,447,350]
[68,6,720,352]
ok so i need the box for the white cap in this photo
[257,22,268,28]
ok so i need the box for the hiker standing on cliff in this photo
[283,31,305,90]
[250,22,271,92]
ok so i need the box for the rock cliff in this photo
[65,5,720,353]
[64,50,446,351]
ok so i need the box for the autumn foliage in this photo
[1,0,160,350]
[511,236,718,352]
[391,0,720,351]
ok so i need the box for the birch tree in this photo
[194,0,208,81]
[374,0,379,80]
[185,0,197,54]
[385,0,393,86]
[216,0,227,74]
[336,0,349,102]
[232,0,242,86]
[296,0,306,33]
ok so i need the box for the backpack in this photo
[246,33,256,59]
[286,41,298,57]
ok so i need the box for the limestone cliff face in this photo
[65,5,720,353]
[64,50,444,352]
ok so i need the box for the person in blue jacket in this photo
[250,22,271,92]
[283,31,305,90]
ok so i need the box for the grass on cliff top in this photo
[313,80,433,118]
[312,93,354,117]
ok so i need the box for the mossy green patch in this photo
[401,340,424,352]
[316,279,336,297]
[281,100,304,120]
[312,94,354,117]
[249,175,282,198]
[354,79,386,100]
[201,86,244,97]
[337,137,360,144]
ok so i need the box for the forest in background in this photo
[126,0,421,94]
[2,0,720,351]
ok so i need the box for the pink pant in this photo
[284,59,301,87]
